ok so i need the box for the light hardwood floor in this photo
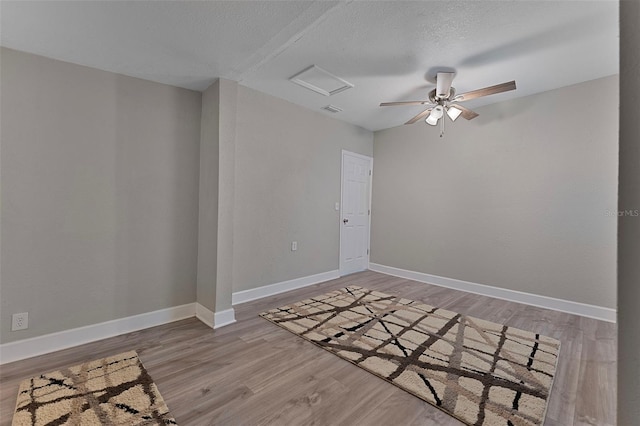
[0,271,616,425]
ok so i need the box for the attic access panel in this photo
[290,65,354,96]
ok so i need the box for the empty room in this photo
[1,1,639,425]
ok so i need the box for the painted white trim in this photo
[0,303,196,365]
[213,308,236,329]
[232,270,340,305]
[339,150,373,276]
[369,263,616,323]
[195,303,215,329]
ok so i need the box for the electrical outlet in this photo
[291,241,297,251]
[12,312,29,331]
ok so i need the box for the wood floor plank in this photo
[355,390,463,426]
[544,338,582,425]
[0,271,616,425]
[574,338,616,426]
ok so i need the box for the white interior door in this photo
[340,151,372,276]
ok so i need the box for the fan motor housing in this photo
[429,87,456,103]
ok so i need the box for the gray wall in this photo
[371,76,618,308]
[618,0,640,420]
[0,48,202,343]
[196,81,220,312]
[215,79,238,311]
[232,85,373,292]
[196,78,238,314]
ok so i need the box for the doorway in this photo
[339,150,373,276]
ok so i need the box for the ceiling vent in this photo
[290,65,354,96]
[321,104,343,113]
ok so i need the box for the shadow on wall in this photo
[473,98,535,127]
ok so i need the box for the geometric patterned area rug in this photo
[12,351,176,425]
[260,286,560,426]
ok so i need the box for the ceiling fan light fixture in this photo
[446,106,463,121]
[425,105,443,126]
[425,114,438,126]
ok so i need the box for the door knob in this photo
[343,218,349,224]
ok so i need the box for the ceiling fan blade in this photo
[436,72,455,98]
[405,107,433,125]
[450,103,479,120]
[454,80,516,102]
[380,101,432,107]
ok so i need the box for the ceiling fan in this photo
[380,72,516,136]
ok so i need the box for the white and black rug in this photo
[261,286,560,426]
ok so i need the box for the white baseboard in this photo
[195,303,215,329]
[369,263,616,323]
[0,303,196,365]
[232,270,340,305]
[213,308,236,329]
[3,269,323,364]
[195,303,235,329]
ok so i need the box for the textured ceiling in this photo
[1,1,618,131]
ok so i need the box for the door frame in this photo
[339,150,373,276]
